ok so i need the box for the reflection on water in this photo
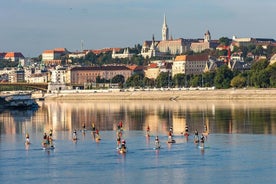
[1,100,276,136]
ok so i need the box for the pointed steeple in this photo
[163,14,167,27]
[162,14,169,41]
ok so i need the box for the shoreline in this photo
[35,88,276,101]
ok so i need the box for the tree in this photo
[190,75,200,87]
[202,72,215,87]
[231,75,247,88]
[125,73,144,88]
[250,59,269,87]
[214,65,233,89]
[143,77,155,88]
[267,63,276,87]
[173,73,185,88]
[254,70,270,88]
[155,72,169,88]
[112,75,125,88]
[219,37,231,46]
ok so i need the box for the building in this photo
[172,54,209,76]
[70,65,132,85]
[141,15,191,58]
[144,63,160,79]
[50,66,67,84]
[42,48,68,65]
[1,52,25,62]
[144,60,172,79]
[48,66,67,91]
[27,73,48,83]
[269,54,276,65]
[190,30,219,53]
[9,66,25,83]
[232,36,276,48]
[112,48,134,59]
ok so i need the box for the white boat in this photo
[0,92,38,109]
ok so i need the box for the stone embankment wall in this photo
[37,89,276,101]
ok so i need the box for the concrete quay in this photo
[34,88,276,101]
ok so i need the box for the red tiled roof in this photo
[71,65,131,71]
[4,52,24,58]
[175,54,209,61]
[54,48,67,52]
[89,48,120,55]
[126,64,138,70]
[149,63,158,68]
[43,50,54,54]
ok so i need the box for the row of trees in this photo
[124,59,276,89]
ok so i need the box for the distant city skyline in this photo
[1,0,276,57]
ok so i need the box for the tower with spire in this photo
[162,14,169,41]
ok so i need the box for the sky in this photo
[1,0,276,57]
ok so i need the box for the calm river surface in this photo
[1,100,276,183]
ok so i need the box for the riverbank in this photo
[34,88,276,101]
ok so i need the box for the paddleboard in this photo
[43,146,55,150]
[119,149,127,154]
[167,140,176,143]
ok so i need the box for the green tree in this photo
[173,73,185,88]
[190,75,200,87]
[125,73,144,88]
[214,65,233,89]
[155,72,169,88]
[253,70,270,88]
[267,63,276,87]
[112,75,125,88]
[250,59,269,87]
[143,77,155,88]
[219,37,231,46]
[202,72,215,87]
[230,75,247,88]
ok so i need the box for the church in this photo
[141,15,217,58]
[141,15,194,58]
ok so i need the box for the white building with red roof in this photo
[2,52,25,62]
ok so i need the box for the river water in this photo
[1,100,276,183]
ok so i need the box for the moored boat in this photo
[0,92,38,109]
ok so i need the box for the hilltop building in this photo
[42,48,69,65]
[190,30,219,53]
[112,48,134,59]
[232,36,276,48]
[141,15,196,58]
[0,52,25,62]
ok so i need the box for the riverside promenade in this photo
[38,88,276,101]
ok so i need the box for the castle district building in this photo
[190,30,219,53]
[0,52,25,62]
[42,48,69,65]
[172,54,209,76]
[70,65,132,85]
[141,15,194,58]
[112,48,134,59]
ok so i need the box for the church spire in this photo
[162,14,169,41]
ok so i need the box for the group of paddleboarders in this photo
[193,129,206,148]
[116,121,127,153]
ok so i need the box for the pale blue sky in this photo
[1,0,275,57]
